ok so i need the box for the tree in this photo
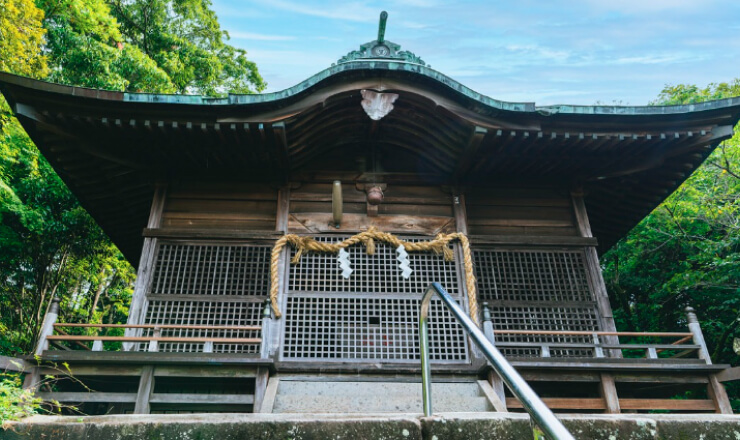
[602,80,740,406]
[0,0,264,354]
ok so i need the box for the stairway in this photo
[269,376,498,413]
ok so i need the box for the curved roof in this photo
[1,58,739,263]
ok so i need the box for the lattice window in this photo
[474,249,592,302]
[474,248,601,358]
[289,238,460,295]
[150,244,271,296]
[282,295,468,362]
[282,237,468,363]
[138,242,270,354]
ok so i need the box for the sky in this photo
[211,0,740,106]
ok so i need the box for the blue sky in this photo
[212,0,740,106]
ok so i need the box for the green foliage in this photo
[0,0,48,79]
[0,374,42,423]
[603,80,740,406]
[0,0,263,354]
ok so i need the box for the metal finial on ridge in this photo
[335,11,427,66]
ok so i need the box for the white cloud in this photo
[257,0,377,22]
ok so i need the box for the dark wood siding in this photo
[465,187,578,237]
[162,182,278,231]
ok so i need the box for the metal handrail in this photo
[420,282,575,440]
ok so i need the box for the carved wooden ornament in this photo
[361,90,399,120]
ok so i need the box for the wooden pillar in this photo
[125,184,167,350]
[134,366,155,414]
[571,191,620,357]
[34,296,61,356]
[686,307,733,414]
[252,367,270,413]
[599,373,620,414]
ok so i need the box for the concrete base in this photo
[3,413,740,440]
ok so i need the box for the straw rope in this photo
[269,227,479,325]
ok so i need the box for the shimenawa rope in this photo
[269,227,479,325]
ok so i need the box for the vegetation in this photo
[0,0,264,356]
[602,81,740,406]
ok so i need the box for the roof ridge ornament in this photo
[335,11,428,66]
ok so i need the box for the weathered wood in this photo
[134,366,154,414]
[288,212,455,235]
[276,187,290,232]
[55,324,262,331]
[572,191,620,356]
[0,355,30,372]
[260,378,279,413]
[716,366,740,383]
[148,393,253,405]
[47,336,262,344]
[453,192,468,234]
[126,183,167,349]
[37,365,144,376]
[153,365,259,378]
[468,235,597,246]
[478,379,507,412]
[37,392,137,403]
[506,397,606,410]
[599,373,620,414]
[253,367,269,412]
[38,351,275,366]
[142,228,282,240]
[707,374,733,414]
[619,398,715,411]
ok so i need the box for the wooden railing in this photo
[34,297,273,356]
[490,330,700,360]
[46,323,262,353]
[480,305,713,364]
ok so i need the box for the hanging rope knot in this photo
[269,228,479,325]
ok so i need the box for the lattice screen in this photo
[282,238,469,363]
[138,242,270,354]
[474,248,601,358]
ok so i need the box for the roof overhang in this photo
[2,61,739,263]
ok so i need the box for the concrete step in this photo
[272,395,492,413]
[276,380,482,398]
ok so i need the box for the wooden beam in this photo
[37,392,137,403]
[599,373,620,414]
[0,355,31,372]
[619,398,715,411]
[716,366,740,383]
[707,374,733,414]
[478,379,507,412]
[506,397,606,410]
[454,126,487,180]
[134,366,154,414]
[253,367,270,412]
[149,393,253,405]
[259,378,279,413]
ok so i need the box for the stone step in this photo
[272,395,493,413]
[276,380,482,398]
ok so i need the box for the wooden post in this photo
[686,307,733,414]
[34,296,61,356]
[92,340,104,351]
[482,302,507,410]
[260,299,272,358]
[593,333,605,358]
[571,191,621,357]
[134,366,155,414]
[148,327,160,353]
[252,367,269,413]
[599,373,621,414]
[125,183,167,351]
[685,307,711,363]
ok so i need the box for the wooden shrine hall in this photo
[2,13,740,416]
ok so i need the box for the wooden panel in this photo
[506,397,606,410]
[162,182,278,231]
[465,187,578,237]
[289,183,454,234]
[619,398,715,411]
